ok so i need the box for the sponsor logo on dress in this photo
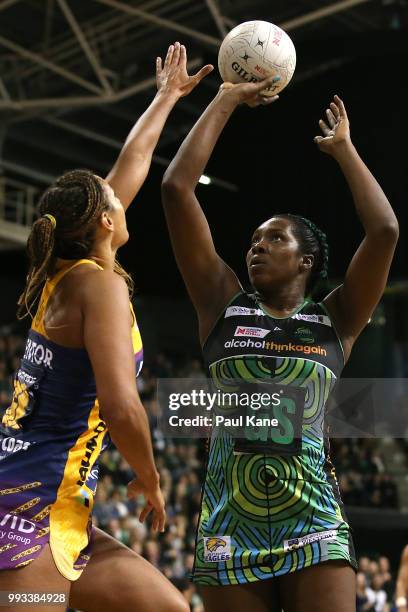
[292,313,331,327]
[294,327,315,344]
[224,338,327,356]
[76,421,107,487]
[1,437,31,454]
[283,529,337,552]
[225,306,264,318]
[23,339,53,368]
[234,326,270,339]
[0,514,36,546]
[203,536,231,562]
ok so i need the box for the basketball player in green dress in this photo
[161,72,399,611]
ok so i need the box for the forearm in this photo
[163,90,237,190]
[107,89,179,207]
[396,577,408,600]
[104,401,159,484]
[334,141,398,235]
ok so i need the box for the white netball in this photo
[218,20,296,96]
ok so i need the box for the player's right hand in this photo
[127,477,166,532]
[219,75,280,107]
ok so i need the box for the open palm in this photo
[156,41,213,98]
[314,95,351,155]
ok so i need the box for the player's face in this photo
[246,217,304,293]
[99,179,129,248]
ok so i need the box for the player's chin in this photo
[248,268,273,290]
[117,229,129,247]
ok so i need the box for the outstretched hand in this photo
[314,95,351,156]
[156,41,213,99]
[127,477,166,532]
[220,75,280,108]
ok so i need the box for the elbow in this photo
[99,395,143,428]
[161,173,190,205]
[375,220,399,243]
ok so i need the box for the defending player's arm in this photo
[106,42,212,210]
[317,95,399,360]
[162,77,279,342]
[396,546,408,612]
[81,270,164,531]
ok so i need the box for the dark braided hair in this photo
[274,213,329,295]
[18,169,133,319]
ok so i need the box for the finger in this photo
[248,94,279,107]
[150,508,166,532]
[172,41,181,66]
[334,94,348,119]
[180,44,187,67]
[127,482,143,498]
[319,118,332,137]
[159,510,166,533]
[254,74,281,94]
[164,44,174,68]
[192,64,214,83]
[151,511,158,532]
[326,108,336,129]
[139,503,153,524]
[261,94,279,105]
[330,101,340,120]
[156,56,162,76]
[314,135,332,145]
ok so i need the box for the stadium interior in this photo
[0,1,407,610]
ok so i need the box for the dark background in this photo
[0,1,407,362]
[3,46,407,294]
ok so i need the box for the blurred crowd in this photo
[330,438,399,509]
[356,555,396,612]
[0,331,404,609]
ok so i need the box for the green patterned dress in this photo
[192,292,356,586]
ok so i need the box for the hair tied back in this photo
[43,214,57,229]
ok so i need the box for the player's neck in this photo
[87,241,116,271]
[256,285,307,317]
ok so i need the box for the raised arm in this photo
[162,77,279,342]
[106,42,212,210]
[396,546,408,612]
[82,270,165,531]
[316,95,399,360]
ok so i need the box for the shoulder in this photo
[211,290,257,320]
[71,267,130,312]
[67,266,128,293]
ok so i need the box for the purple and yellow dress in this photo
[0,259,143,579]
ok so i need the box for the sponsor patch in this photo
[225,306,264,318]
[234,326,270,339]
[203,535,231,562]
[283,529,337,552]
[292,313,331,327]
[294,326,315,344]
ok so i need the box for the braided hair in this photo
[18,169,133,319]
[274,213,329,295]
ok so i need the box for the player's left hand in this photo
[314,95,351,155]
[156,41,213,98]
